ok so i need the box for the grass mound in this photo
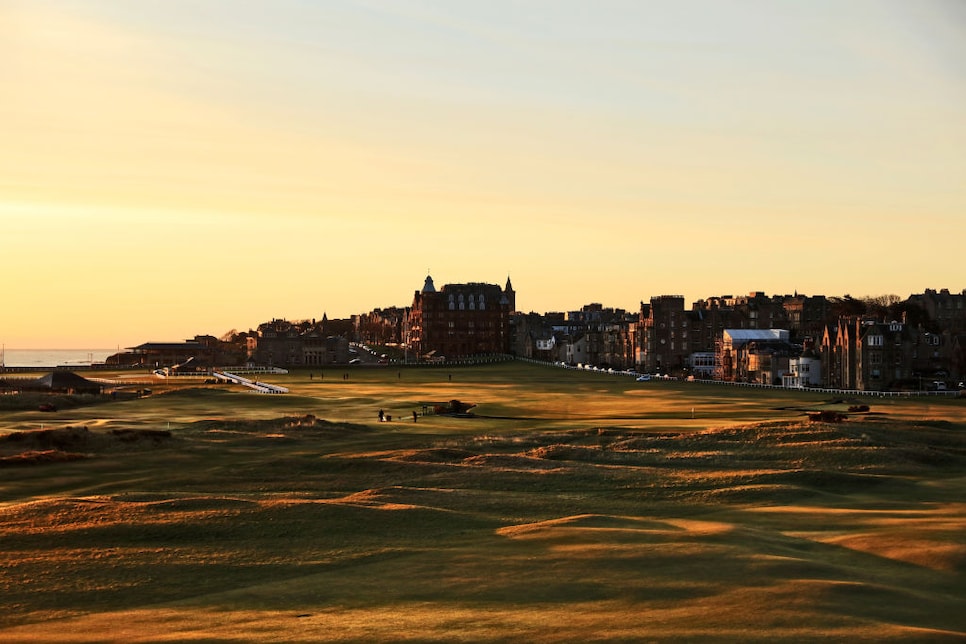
[0,392,106,412]
[0,449,88,467]
[0,426,175,467]
[192,414,373,437]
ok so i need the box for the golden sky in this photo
[1,1,964,348]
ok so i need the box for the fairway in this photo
[1,362,964,642]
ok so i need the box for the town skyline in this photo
[3,2,963,349]
[3,277,963,351]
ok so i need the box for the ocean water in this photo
[1,349,116,368]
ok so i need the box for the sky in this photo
[1,0,964,349]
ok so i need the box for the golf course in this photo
[1,361,964,642]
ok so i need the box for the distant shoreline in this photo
[1,349,115,369]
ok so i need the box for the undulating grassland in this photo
[1,362,964,642]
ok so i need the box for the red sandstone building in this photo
[405,275,515,360]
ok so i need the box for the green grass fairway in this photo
[1,362,964,641]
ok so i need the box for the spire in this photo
[422,274,436,293]
[503,275,515,311]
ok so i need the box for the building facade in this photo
[404,275,515,360]
[254,318,350,367]
[639,296,689,375]
[715,329,792,382]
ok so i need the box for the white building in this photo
[783,355,822,388]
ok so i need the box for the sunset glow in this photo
[2,1,963,348]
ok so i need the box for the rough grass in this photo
[0,362,964,641]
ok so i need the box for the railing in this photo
[516,357,962,398]
[394,353,515,367]
[215,371,288,394]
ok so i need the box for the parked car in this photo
[636,374,651,382]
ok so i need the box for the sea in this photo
[1,349,116,369]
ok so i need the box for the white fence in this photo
[516,357,961,398]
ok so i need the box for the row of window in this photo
[868,334,941,347]
[446,321,496,328]
[449,293,485,302]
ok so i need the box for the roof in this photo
[31,371,101,392]
[128,342,206,352]
[723,329,790,343]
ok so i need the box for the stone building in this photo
[356,306,405,346]
[115,335,242,370]
[782,294,831,342]
[715,329,792,382]
[907,289,966,335]
[254,318,350,367]
[639,295,689,375]
[821,316,959,391]
[404,275,515,360]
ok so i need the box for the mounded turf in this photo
[1,362,964,642]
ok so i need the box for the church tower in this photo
[503,276,516,312]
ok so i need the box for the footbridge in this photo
[213,371,289,394]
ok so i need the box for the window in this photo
[868,335,884,347]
